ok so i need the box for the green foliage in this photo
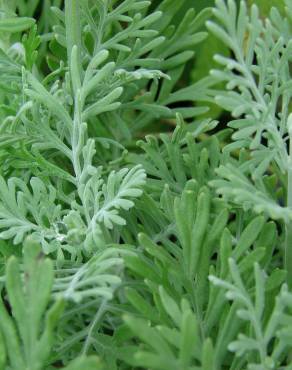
[206,0,292,282]
[0,0,291,369]
[0,238,103,369]
[247,0,286,16]
[0,238,63,370]
[210,259,292,369]
[207,0,292,202]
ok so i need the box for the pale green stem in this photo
[65,0,83,180]
[65,0,82,72]
[82,299,107,355]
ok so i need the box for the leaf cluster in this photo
[0,1,291,370]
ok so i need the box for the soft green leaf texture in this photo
[0,0,291,369]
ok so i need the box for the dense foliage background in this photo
[0,0,291,369]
